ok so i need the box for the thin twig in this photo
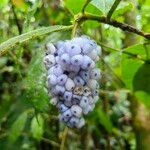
[82,0,92,13]
[107,0,122,20]
[60,127,69,150]
[77,13,150,39]
[98,42,150,63]
[11,2,22,34]
[42,137,60,148]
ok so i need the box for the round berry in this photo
[81,55,92,69]
[63,109,72,118]
[60,53,70,65]
[79,70,90,82]
[64,91,73,101]
[57,74,68,85]
[71,55,83,66]
[74,76,85,86]
[90,68,101,80]
[47,74,57,86]
[58,103,69,112]
[71,105,82,118]
[65,43,81,56]
[77,118,85,128]
[80,96,89,108]
[69,116,80,127]
[65,78,75,91]
[49,97,58,106]
[55,85,65,95]
[53,65,63,76]
[45,43,56,54]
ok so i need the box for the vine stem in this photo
[60,127,69,150]
[71,21,79,38]
[75,13,150,39]
[107,0,122,20]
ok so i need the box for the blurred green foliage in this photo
[0,0,150,149]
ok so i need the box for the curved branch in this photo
[77,13,150,39]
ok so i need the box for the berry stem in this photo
[71,21,79,38]
[60,127,69,150]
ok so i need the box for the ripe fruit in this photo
[44,36,101,128]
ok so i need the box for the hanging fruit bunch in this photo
[44,35,102,128]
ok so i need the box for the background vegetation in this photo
[0,0,150,149]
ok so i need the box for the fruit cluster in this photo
[44,35,101,128]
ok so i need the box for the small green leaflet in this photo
[121,43,150,107]
[31,114,44,140]
[9,111,28,142]
[91,0,115,14]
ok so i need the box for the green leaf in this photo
[85,2,103,15]
[31,114,44,140]
[121,44,147,90]
[0,0,9,9]
[9,111,28,142]
[112,2,133,18]
[122,58,142,90]
[65,0,102,15]
[91,0,115,14]
[97,108,113,133]
[65,0,85,14]
[0,25,72,56]
[24,47,49,111]
[121,44,150,107]
[133,63,150,107]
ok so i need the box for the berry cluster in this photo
[44,35,101,128]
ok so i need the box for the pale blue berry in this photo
[57,74,68,85]
[65,43,81,56]
[81,43,93,54]
[70,55,83,66]
[69,117,80,127]
[87,79,98,90]
[53,65,63,76]
[65,78,75,91]
[77,118,85,128]
[64,91,72,101]
[47,74,57,86]
[45,43,56,54]
[71,105,82,117]
[80,96,89,108]
[90,68,101,80]
[55,85,65,95]
[60,53,70,65]
[64,100,72,107]
[58,103,69,112]
[56,41,65,49]
[74,76,85,86]
[44,55,56,69]
[87,50,97,60]
[81,56,92,69]
[63,109,72,118]
[69,64,80,73]
[49,97,58,106]
[79,70,90,82]
[59,114,70,122]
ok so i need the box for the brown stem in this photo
[76,13,150,39]
[11,3,22,34]
[60,127,69,150]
